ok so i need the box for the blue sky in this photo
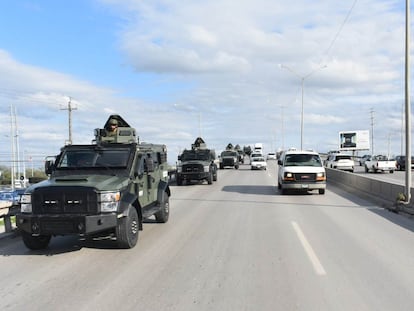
[0,0,410,168]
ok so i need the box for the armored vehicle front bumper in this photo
[179,172,210,181]
[17,213,117,235]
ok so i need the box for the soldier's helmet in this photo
[109,119,118,125]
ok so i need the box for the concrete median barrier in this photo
[326,168,413,210]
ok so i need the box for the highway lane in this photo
[350,163,414,185]
[1,161,414,310]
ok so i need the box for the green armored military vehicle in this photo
[219,143,240,169]
[176,137,217,185]
[17,115,170,249]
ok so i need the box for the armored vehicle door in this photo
[145,151,161,203]
[135,154,151,207]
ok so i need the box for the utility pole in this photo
[10,105,15,191]
[404,0,411,204]
[61,97,77,145]
[279,64,327,150]
[370,108,375,155]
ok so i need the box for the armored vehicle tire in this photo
[21,231,51,250]
[116,206,139,249]
[319,189,325,195]
[155,193,170,223]
[176,176,183,186]
[235,165,239,169]
[207,172,213,184]
[219,164,223,169]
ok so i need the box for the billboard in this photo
[339,130,370,151]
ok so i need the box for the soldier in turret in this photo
[106,118,118,136]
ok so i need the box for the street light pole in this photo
[404,0,411,204]
[280,64,327,150]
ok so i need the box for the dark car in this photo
[395,155,414,171]
[359,154,371,166]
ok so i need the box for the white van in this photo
[277,150,326,195]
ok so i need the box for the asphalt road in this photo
[1,161,414,310]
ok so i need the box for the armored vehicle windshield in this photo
[56,147,133,169]
[180,149,211,161]
[221,151,238,157]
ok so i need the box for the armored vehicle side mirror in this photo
[45,160,54,175]
[146,158,155,173]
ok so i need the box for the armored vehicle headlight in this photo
[20,194,32,213]
[99,191,120,213]
[203,165,210,172]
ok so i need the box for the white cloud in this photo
[0,0,411,167]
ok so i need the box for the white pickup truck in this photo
[364,155,396,173]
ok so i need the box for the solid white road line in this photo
[292,221,327,276]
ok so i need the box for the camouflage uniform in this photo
[106,119,118,137]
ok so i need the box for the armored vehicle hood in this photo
[26,174,130,193]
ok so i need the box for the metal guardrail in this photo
[0,201,17,233]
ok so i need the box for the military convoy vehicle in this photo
[176,137,217,185]
[16,115,170,250]
[219,143,240,169]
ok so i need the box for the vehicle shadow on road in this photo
[222,185,277,196]
[222,185,320,196]
[328,184,414,233]
[0,233,139,256]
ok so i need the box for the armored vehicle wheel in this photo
[319,189,325,195]
[21,231,51,250]
[155,193,170,223]
[235,164,239,169]
[176,176,183,186]
[116,206,139,249]
[207,172,213,184]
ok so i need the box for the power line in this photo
[319,0,359,64]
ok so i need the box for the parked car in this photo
[0,189,25,205]
[251,156,267,170]
[325,154,354,172]
[359,154,371,166]
[395,155,414,171]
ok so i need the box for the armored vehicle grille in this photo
[182,163,204,173]
[293,173,317,182]
[222,158,235,165]
[32,186,98,214]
